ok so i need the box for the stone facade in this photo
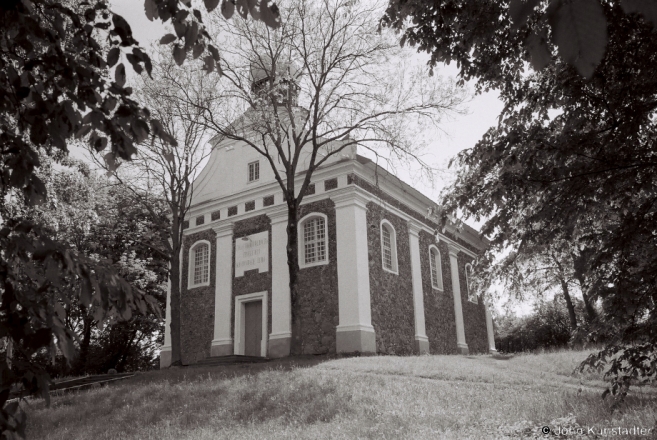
[180,229,217,365]
[296,199,340,354]
[366,203,416,355]
[419,231,458,354]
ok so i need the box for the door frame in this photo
[234,291,268,357]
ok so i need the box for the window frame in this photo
[380,220,398,275]
[298,213,329,269]
[188,240,212,289]
[465,262,477,303]
[247,160,260,183]
[429,245,444,291]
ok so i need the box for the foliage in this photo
[381,0,657,399]
[1,0,279,435]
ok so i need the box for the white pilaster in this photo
[408,221,429,354]
[159,275,172,368]
[333,189,376,353]
[211,223,234,356]
[267,209,292,358]
[448,245,469,354]
[485,307,498,354]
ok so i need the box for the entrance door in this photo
[243,300,262,357]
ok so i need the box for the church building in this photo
[159,58,497,367]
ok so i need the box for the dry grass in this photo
[24,350,657,439]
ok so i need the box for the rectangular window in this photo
[303,217,326,264]
[248,161,260,182]
[193,244,209,285]
[382,227,393,270]
[430,248,443,290]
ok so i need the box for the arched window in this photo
[188,240,211,288]
[465,263,476,303]
[298,213,328,268]
[380,220,398,274]
[429,245,443,290]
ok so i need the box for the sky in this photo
[96,1,526,315]
[106,0,505,202]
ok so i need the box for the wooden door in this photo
[244,300,262,357]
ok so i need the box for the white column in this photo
[485,307,497,354]
[333,190,376,353]
[211,223,234,356]
[267,209,292,358]
[159,276,172,368]
[408,221,429,354]
[448,245,469,354]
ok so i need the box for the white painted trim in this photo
[335,324,375,333]
[428,245,444,291]
[269,331,292,340]
[234,291,269,357]
[298,212,329,269]
[380,219,398,275]
[448,247,468,351]
[211,223,233,349]
[187,239,212,289]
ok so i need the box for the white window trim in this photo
[187,239,211,289]
[429,245,444,291]
[233,291,268,357]
[247,160,260,183]
[465,262,477,303]
[298,212,329,269]
[380,219,398,275]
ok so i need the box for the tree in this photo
[97,48,216,367]
[167,0,467,354]
[1,0,278,434]
[381,0,657,400]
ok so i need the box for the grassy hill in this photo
[25,350,657,439]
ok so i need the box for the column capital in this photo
[212,222,234,237]
[447,243,460,258]
[267,207,289,224]
[407,219,423,237]
[331,187,369,210]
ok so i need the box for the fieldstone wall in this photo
[180,228,217,365]
[232,215,273,339]
[366,203,416,355]
[419,231,458,354]
[458,253,488,354]
[296,199,339,354]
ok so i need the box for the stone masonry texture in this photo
[180,229,217,364]
[419,231,458,354]
[458,253,488,354]
[366,203,416,355]
[233,215,273,340]
[296,199,339,354]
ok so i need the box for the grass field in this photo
[24,350,657,439]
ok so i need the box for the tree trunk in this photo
[76,309,93,375]
[286,201,302,355]
[169,240,182,365]
[559,276,578,331]
[571,251,598,322]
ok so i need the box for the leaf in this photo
[163,150,175,163]
[115,63,126,87]
[203,54,215,72]
[104,152,118,172]
[208,44,219,62]
[221,0,235,19]
[184,20,199,52]
[622,0,657,27]
[193,42,205,59]
[144,0,158,21]
[107,47,120,67]
[205,0,220,12]
[551,0,608,78]
[260,0,280,29]
[159,33,177,45]
[173,45,186,66]
[509,0,540,29]
[525,30,551,71]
